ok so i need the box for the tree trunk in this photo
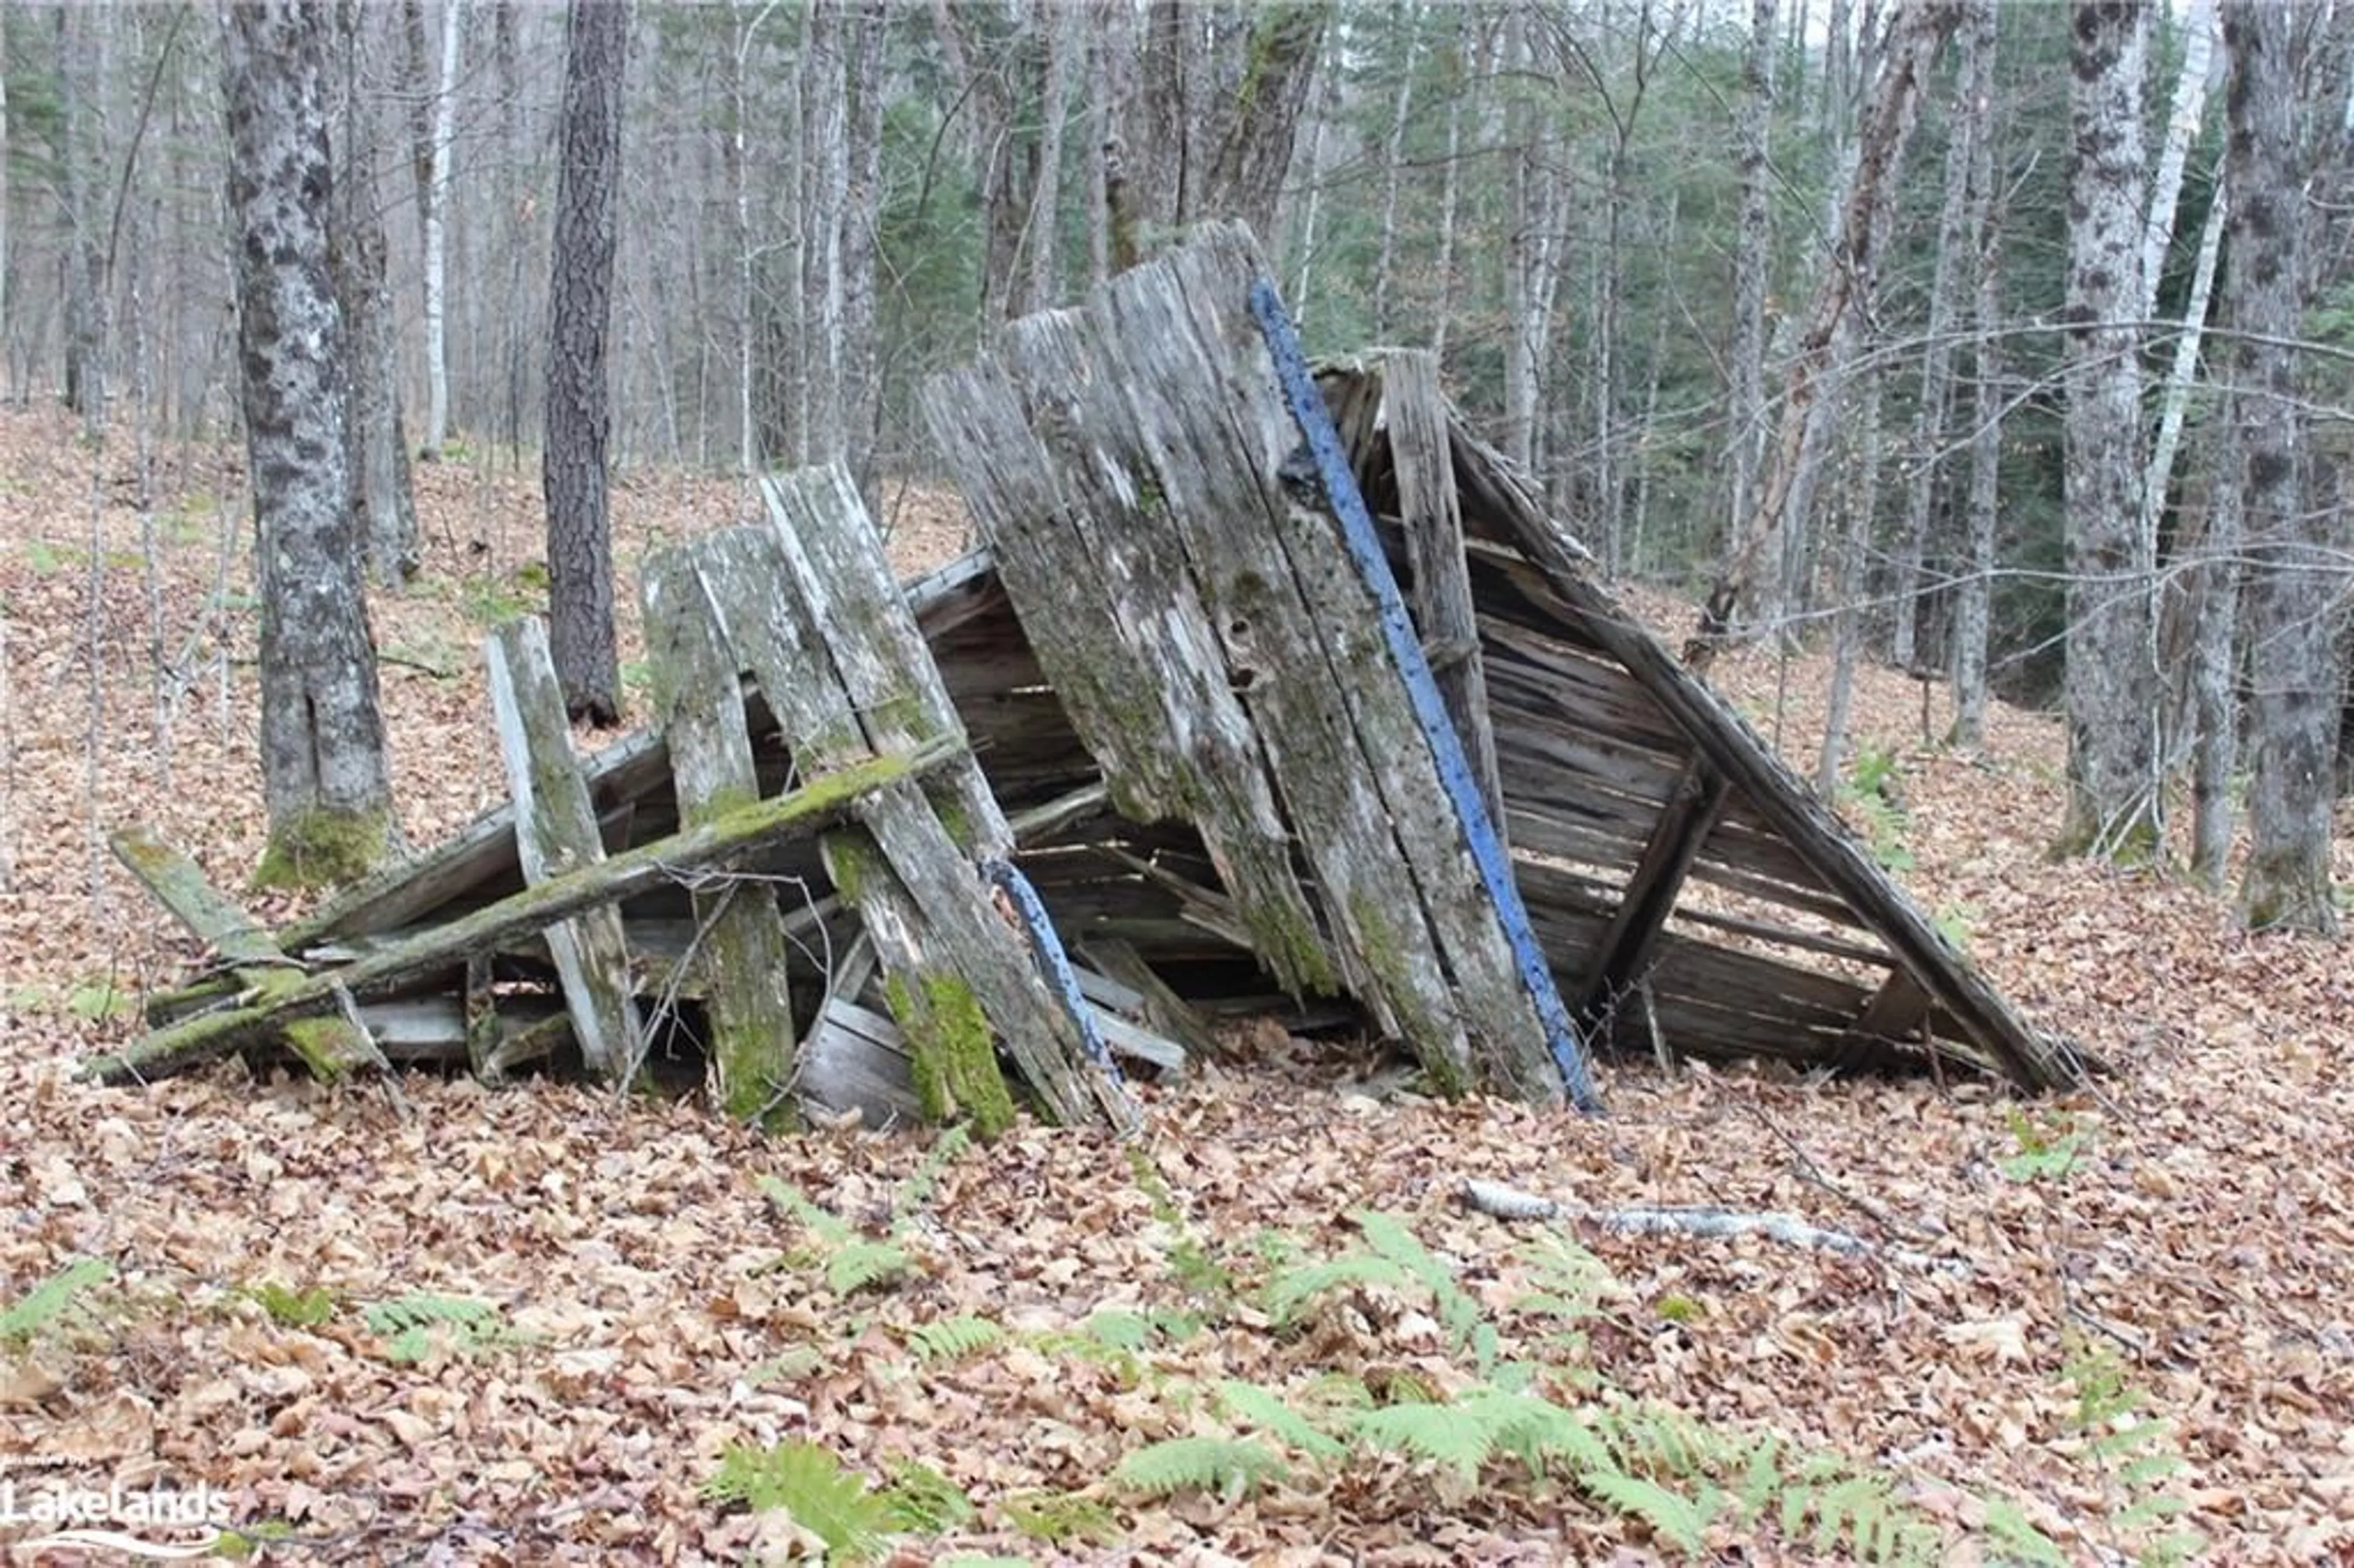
[1371,2,1421,342]
[803,0,847,458]
[1027,7,1067,314]
[1724,0,1777,567]
[1891,0,1985,674]
[543,0,628,727]
[419,0,462,457]
[2188,409,2242,886]
[223,1,397,889]
[2136,0,2218,563]
[59,6,110,441]
[2224,0,2337,932]
[1689,0,1957,669]
[1946,0,2002,749]
[334,1,419,586]
[2054,0,2160,862]
[842,0,885,508]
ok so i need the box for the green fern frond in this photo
[1734,1433,1783,1521]
[1979,1496,2068,1566]
[896,1125,972,1213]
[1354,1210,1450,1291]
[1582,1470,1713,1553]
[911,1314,1003,1363]
[361,1292,516,1364]
[827,1239,913,1296]
[758,1175,853,1244]
[1352,1402,1495,1485]
[1261,1255,1410,1323]
[0,1258,112,1345]
[1080,1309,1154,1351]
[1113,1435,1289,1501]
[878,1458,973,1532]
[703,1439,894,1562]
[1457,1389,1612,1476]
[1000,1488,1116,1543]
[1217,1381,1346,1460]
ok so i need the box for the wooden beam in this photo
[1835,969,1936,1065]
[79,740,956,1086]
[487,618,642,1084]
[1575,759,1732,1025]
[1384,350,1508,847]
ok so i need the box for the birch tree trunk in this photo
[224,0,397,888]
[2136,0,2218,558]
[421,0,462,457]
[2054,0,2161,862]
[543,0,628,726]
[2224,0,2337,932]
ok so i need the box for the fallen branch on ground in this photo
[1457,1178,1971,1276]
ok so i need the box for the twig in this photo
[1748,1104,1946,1245]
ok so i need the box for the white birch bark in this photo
[422,0,463,457]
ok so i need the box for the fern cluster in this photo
[756,1127,973,1297]
[361,1292,524,1364]
[0,1258,112,1347]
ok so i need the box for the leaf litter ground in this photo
[0,407,2347,1565]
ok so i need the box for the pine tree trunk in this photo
[224,0,396,888]
[2055,0,2161,861]
[2224,0,2337,932]
[543,0,628,726]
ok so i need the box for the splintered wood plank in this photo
[1577,758,1732,1025]
[80,741,953,1086]
[920,309,1337,1000]
[930,223,1574,1102]
[108,825,379,1079]
[695,489,1137,1133]
[486,618,643,1084]
[1837,969,1936,1060]
[642,548,801,1124]
[1383,350,1507,843]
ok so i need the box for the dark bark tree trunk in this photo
[2225,0,2338,931]
[543,0,628,726]
[1948,0,2003,750]
[333,1,419,586]
[59,5,110,440]
[223,0,397,888]
[842,0,885,511]
[2054,0,2161,862]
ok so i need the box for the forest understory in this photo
[0,404,2348,1565]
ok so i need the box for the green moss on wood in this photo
[282,1015,369,1082]
[888,970,1015,1140]
[251,803,397,891]
[1244,896,1337,997]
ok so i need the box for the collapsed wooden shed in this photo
[90,225,2079,1128]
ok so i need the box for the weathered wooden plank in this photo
[700,493,1137,1133]
[79,741,955,1085]
[922,302,1339,1000]
[107,825,378,1080]
[1577,759,1732,1027]
[486,618,643,1084]
[1837,969,1936,1060]
[1458,507,2079,1085]
[111,826,285,970]
[798,996,924,1129]
[642,546,801,1124]
[1078,938,1222,1067]
[931,228,1595,1103]
[1383,350,1508,841]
